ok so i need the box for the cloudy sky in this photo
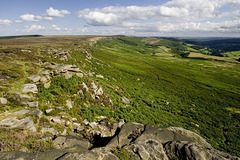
[1,0,240,37]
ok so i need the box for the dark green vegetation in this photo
[81,37,240,156]
[0,36,239,156]
[167,37,240,57]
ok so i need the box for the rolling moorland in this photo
[0,35,239,159]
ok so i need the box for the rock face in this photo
[0,122,239,160]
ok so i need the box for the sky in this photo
[0,0,240,37]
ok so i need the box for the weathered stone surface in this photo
[44,81,51,88]
[41,127,58,135]
[27,75,41,83]
[41,70,49,75]
[0,97,7,105]
[40,76,48,83]
[136,124,211,148]
[27,101,38,108]
[11,117,35,129]
[164,141,240,160]
[106,122,144,149]
[72,122,84,132]
[63,71,73,79]
[21,84,38,94]
[76,73,83,78]
[125,139,169,160]
[0,116,35,131]
[122,97,130,103]
[66,99,73,109]
[45,108,53,114]
[0,117,19,126]
[81,82,89,93]
[53,135,91,149]
[96,75,104,79]
[30,109,43,118]
[96,87,103,96]
[50,117,62,124]
[13,109,30,116]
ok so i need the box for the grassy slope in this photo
[0,36,239,156]
[86,37,240,156]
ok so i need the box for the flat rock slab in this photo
[13,109,31,116]
[27,75,41,83]
[21,84,38,94]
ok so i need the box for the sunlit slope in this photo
[88,37,240,156]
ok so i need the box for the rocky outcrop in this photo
[0,122,239,160]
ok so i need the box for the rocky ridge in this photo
[0,122,239,160]
[0,37,239,159]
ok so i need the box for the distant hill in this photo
[168,37,240,52]
[0,35,42,40]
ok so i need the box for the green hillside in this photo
[0,36,239,156]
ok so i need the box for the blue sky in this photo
[0,0,240,37]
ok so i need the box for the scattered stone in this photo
[41,70,49,75]
[96,87,103,96]
[50,117,62,124]
[0,117,19,126]
[40,76,48,83]
[27,101,39,108]
[16,93,35,102]
[96,75,104,79]
[0,97,7,105]
[63,72,73,79]
[54,135,91,149]
[76,73,84,78]
[13,109,30,116]
[44,81,51,88]
[27,75,41,83]
[30,109,43,118]
[21,84,38,94]
[66,99,73,109]
[91,82,98,91]
[73,122,85,132]
[72,118,77,121]
[122,97,130,103]
[11,117,35,130]
[89,122,99,130]
[81,82,89,93]
[83,119,89,125]
[41,127,58,135]
[45,108,53,114]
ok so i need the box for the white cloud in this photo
[50,24,61,31]
[20,14,39,22]
[0,19,12,25]
[77,0,240,26]
[25,24,45,32]
[14,20,23,23]
[36,16,53,21]
[46,7,70,17]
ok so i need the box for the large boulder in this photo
[164,141,239,160]
[53,135,91,149]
